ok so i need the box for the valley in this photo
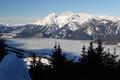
[6,38,120,55]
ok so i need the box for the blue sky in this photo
[0,0,120,24]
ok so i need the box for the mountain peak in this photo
[2,12,120,43]
[34,12,120,29]
[34,12,94,27]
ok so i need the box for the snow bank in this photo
[0,53,31,80]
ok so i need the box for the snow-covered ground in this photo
[1,38,119,80]
[0,53,31,80]
[6,38,120,55]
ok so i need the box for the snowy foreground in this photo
[0,38,120,80]
[6,38,120,55]
[0,53,31,80]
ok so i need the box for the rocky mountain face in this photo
[1,12,120,44]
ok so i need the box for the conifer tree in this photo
[51,43,68,79]
[81,45,87,57]
[29,53,47,80]
[0,32,6,61]
[104,48,118,72]
[51,43,67,70]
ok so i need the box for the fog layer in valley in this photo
[6,38,120,55]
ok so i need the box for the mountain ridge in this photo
[34,12,120,27]
[1,12,120,44]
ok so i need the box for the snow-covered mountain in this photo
[1,12,120,44]
[34,12,120,30]
[34,12,92,28]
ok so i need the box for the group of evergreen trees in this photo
[0,32,7,62]
[1,32,120,79]
[29,38,120,80]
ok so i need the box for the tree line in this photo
[0,33,120,80]
[29,38,120,80]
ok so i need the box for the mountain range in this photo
[1,12,120,44]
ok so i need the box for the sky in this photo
[0,0,120,24]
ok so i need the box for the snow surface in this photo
[0,53,31,80]
[86,27,93,35]
[24,57,50,68]
[68,23,79,31]
[34,12,93,29]
[34,12,120,31]
[96,15,120,22]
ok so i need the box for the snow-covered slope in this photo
[34,12,93,29]
[34,12,120,27]
[0,53,31,80]
[34,12,120,28]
